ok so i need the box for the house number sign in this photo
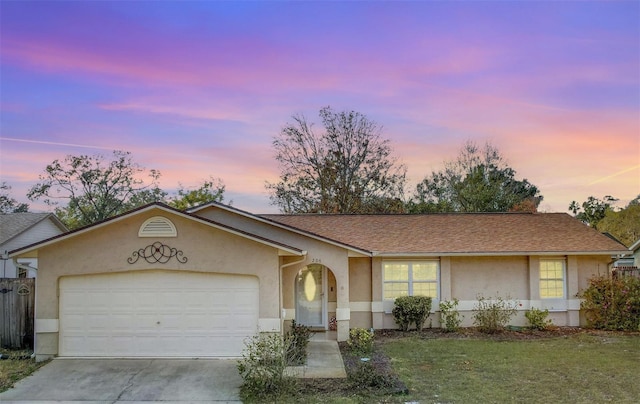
[127,241,188,264]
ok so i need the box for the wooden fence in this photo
[0,278,35,349]
[612,266,640,279]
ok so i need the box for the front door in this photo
[295,264,326,328]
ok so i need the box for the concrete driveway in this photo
[0,358,241,403]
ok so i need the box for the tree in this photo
[168,177,227,210]
[267,106,407,214]
[569,195,618,228]
[0,182,29,214]
[591,196,640,247]
[28,151,160,228]
[409,141,542,213]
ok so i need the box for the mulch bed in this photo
[299,339,407,397]
[375,326,640,342]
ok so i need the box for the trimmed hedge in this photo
[392,295,432,331]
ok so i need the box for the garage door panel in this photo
[59,271,259,357]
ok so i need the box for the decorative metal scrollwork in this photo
[127,241,188,264]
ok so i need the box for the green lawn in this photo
[383,331,640,403]
[294,330,640,403]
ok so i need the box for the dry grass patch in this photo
[0,349,48,393]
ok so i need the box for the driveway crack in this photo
[112,359,155,403]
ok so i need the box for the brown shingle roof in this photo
[260,213,627,255]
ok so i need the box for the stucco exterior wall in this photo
[349,257,372,329]
[32,209,282,360]
[197,207,354,340]
[370,254,615,330]
[450,256,529,300]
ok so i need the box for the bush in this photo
[439,298,463,332]
[348,361,396,391]
[581,275,640,331]
[392,295,432,331]
[348,328,374,356]
[472,294,518,333]
[525,307,552,330]
[237,333,297,401]
[285,320,312,365]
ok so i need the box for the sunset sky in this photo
[1,1,638,214]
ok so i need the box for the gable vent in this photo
[138,216,177,238]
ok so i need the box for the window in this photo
[383,261,438,300]
[540,259,565,298]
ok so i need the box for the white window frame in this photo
[539,258,566,299]
[383,260,439,301]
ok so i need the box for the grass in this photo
[3,331,639,402]
[383,331,640,403]
[0,349,48,393]
[291,329,640,403]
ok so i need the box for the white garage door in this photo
[59,271,259,357]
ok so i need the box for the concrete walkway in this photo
[286,339,347,378]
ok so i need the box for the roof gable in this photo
[0,213,67,245]
[188,202,371,256]
[9,203,304,258]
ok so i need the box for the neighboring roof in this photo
[0,213,67,245]
[9,203,305,258]
[630,238,640,253]
[261,212,628,256]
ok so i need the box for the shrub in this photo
[392,295,432,331]
[439,298,463,332]
[581,275,640,331]
[237,333,297,401]
[525,307,552,330]
[348,361,395,391]
[285,320,312,365]
[472,294,518,333]
[348,328,374,356]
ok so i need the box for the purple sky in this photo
[1,1,638,214]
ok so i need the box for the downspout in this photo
[1,250,10,277]
[279,253,307,334]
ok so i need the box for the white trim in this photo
[454,299,522,311]
[371,301,384,313]
[434,299,583,312]
[35,319,59,333]
[282,308,296,320]
[336,308,350,321]
[349,301,372,312]
[258,318,281,332]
